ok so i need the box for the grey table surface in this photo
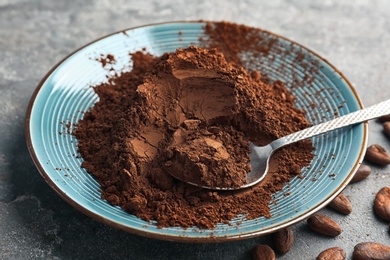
[1,0,390,259]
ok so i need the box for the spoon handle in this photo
[271,99,390,150]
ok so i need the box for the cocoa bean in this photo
[317,247,346,260]
[365,144,390,165]
[328,193,352,215]
[378,114,390,122]
[388,223,390,233]
[374,187,390,221]
[307,214,341,237]
[384,122,390,137]
[272,227,294,255]
[252,244,275,260]
[350,164,371,183]
[353,242,390,260]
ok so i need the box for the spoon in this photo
[177,99,390,190]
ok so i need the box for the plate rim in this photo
[25,20,368,243]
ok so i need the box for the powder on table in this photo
[73,25,314,229]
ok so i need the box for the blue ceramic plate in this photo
[25,21,367,242]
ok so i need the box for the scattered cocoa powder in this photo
[96,53,116,67]
[202,22,321,93]
[73,22,314,229]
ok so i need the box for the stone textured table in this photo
[1,0,390,259]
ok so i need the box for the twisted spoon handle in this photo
[271,99,390,150]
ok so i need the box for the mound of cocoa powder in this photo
[73,22,314,229]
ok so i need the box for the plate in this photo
[25,21,367,242]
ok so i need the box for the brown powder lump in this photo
[73,26,314,229]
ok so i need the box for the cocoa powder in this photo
[73,22,314,229]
